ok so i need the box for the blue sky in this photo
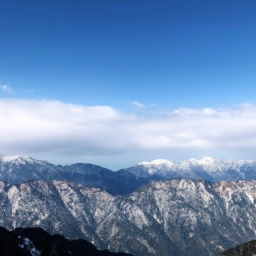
[1,0,256,169]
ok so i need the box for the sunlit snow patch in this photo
[19,237,41,256]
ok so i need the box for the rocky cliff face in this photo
[1,179,256,256]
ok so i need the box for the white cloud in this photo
[1,99,256,166]
[132,101,146,108]
[0,85,13,94]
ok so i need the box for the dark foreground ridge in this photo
[219,239,256,256]
[0,226,133,256]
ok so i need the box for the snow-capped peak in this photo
[0,155,21,162]
[0,155,48,166]
[189,157,217,165]
[138,159,174,167]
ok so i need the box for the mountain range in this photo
[0,155,147,195]
[1,155,256,255]
[2,155,256,195]
[118,157,256,183]
[1,178,256,255]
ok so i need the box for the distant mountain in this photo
[0,155,55,183]
[0,155,146,195]
[0,226,133,256]
[117,157,256,183]
[219,239,256,256]
[1,178,256,255]
[2,155,256,196]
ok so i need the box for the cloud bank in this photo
[1,99,256,166]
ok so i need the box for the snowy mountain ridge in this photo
[1,178,256,256]
[2,155,256,195]
[138,156,255,172]
[120,156,256,183]
[0,155,52,168]
[1,155,255,171]
[138,159,175,166]
[1,155,256,255]
[0,155,144,195]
